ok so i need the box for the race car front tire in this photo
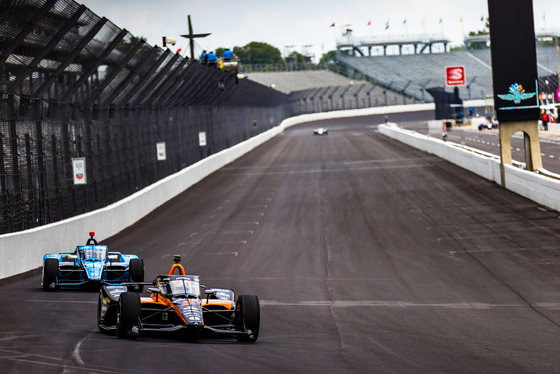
[116,292,141,339]
[42,258,59,291]
[235,294,260,342]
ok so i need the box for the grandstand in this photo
[338,47,560,102]
[245,70,354,94]
[247,46,559,113]
[246,70,418,114]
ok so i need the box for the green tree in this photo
[537,39,554,47]
[466,18,489,50]
[286,51,311,65]
[116,35,147,53]
[232,42,283,65]
[319,50,349,76]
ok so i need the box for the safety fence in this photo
[288,83,423,114]
[0,0,288,234]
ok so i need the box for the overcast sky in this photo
[78,0,560,61]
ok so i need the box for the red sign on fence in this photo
[445,66,466,86]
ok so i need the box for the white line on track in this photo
[0,349,118,374]
[448,246,560,255]
[200,222,260,227]
[259,300,525,309]
[203,252,239,256]
[25,300,96,304]
[71,338,85,365]
[437,234,511,241]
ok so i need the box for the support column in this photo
[498,120,542,186]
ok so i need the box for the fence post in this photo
[7,95,22,231]
[0,133,8,233]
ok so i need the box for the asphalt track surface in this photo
[3,111,560,373]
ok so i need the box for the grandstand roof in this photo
[464,28,560,46]
[337,33,451,55]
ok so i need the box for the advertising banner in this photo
[445,66,466,86]
[156,142,166,160]
[72,158,86,185]
[199,132,207,146]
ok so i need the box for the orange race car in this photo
[97,255,259,342]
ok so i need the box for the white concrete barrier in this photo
[0,105,426,280]
[379,123,560,214]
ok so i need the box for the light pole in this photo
[179,15,211,61]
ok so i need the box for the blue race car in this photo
[41,232,144,291]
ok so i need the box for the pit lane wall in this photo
[0,104,433,280]
[378,123,560,212]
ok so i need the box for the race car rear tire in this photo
[42,258,59,291]
[235,294,260,342]
[129,258,144,282]
[116,292,141,339]
[128,258,144,291]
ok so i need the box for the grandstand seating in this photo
[247,47,558,114]
[339,47,559,102]
[245,70,355,94]
[246,70,418,114]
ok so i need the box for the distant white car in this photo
[478,120,498,131]
[314,127,328,135]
